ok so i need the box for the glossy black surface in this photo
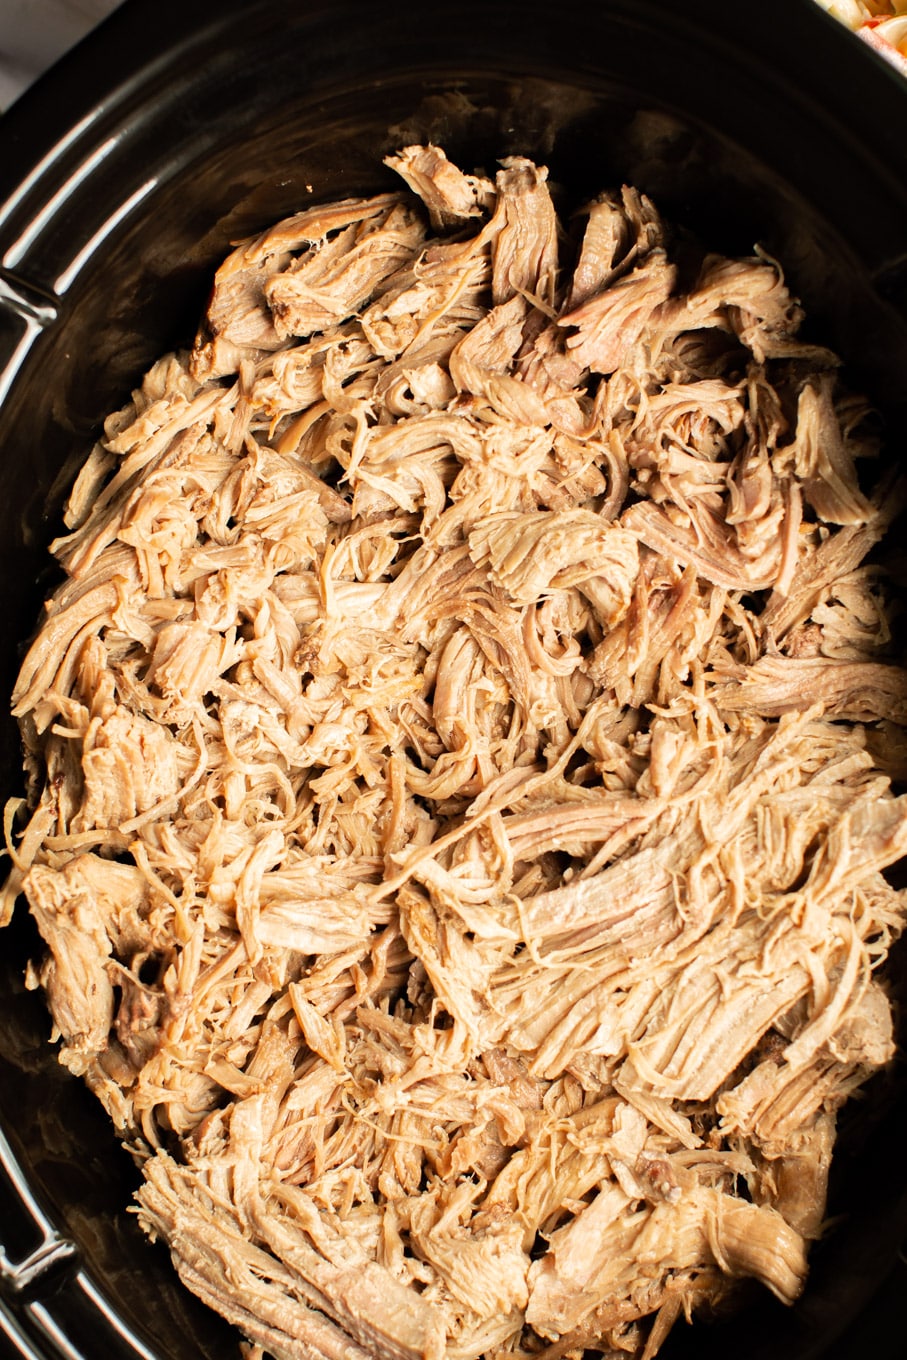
[1,0,907,1356]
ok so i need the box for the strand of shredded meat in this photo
[3,143,906,1360]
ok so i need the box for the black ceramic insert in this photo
[1,2,906,1357]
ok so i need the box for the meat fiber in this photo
[3,142,907,1360]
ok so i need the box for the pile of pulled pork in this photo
[4,144,907,1360]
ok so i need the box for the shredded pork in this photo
[3,143,906,1360]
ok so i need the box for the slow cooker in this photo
[1,1,906,1356]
